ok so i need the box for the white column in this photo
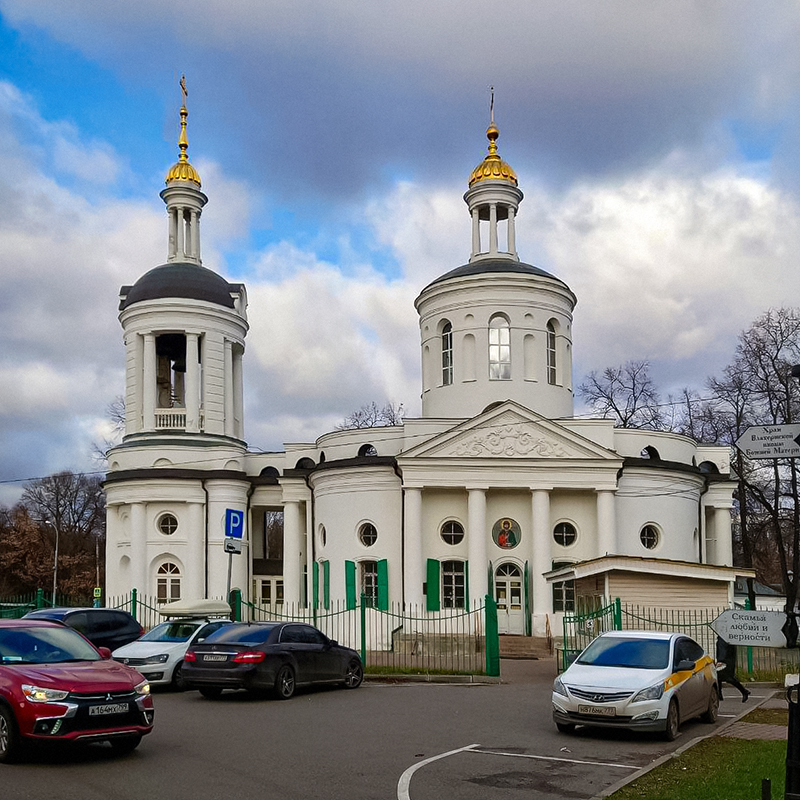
[185,333,200,432]
[467,488,488,602]
[142,333,157,431]
[714,506,733,566]
[186,502,205,599]
[403,488,423,607]
[168,208,177,260]
[233,348,244,440]
[471,208,481,256]
[531,490,551,634]
[224,340,234,437]
[283,500,303,605]
[508,208,517,256]
[489,203,498,254]
[130,502,148,595]
[175,207,185,259]
[596,490,617,556]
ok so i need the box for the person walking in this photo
[716,635,750,702]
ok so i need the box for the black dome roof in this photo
[423,259,562,291]
[120,262,236,310]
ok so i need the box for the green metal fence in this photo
[237,593,499,676]
[561,600,800,681]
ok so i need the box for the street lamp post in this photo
[45,519,59,606]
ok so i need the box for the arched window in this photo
[441,321,453,386]
[361,560,378,606]
[442,560,466,609]
[546,321,557,385]
[358,443,378,457]
[157,562,181,604]
[440,520,464,545]
[488,315,511,380]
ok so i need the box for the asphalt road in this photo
[2,661,750,800]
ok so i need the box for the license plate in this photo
[578,704,616,717]
[203,654,227,662]
[89,703,129,716]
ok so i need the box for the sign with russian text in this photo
[711,609,786,648]
[735,425,800,459]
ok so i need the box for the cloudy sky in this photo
[2,1,800,504]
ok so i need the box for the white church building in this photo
[104,99,746,636]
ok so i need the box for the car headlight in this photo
[632,682,664,703]
[141,654,170,665]
[553,677,569,697]
[134,680,151,696]
[22,684,70,703]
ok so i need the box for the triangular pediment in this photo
[400,402,619,461]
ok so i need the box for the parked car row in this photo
[0,602,364,763]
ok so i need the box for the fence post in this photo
[485,594,500,677]
[36,588,44,609]
[613,598,622,630]
[131,588,138,621]
[229,588,241,621]
[360,594,367,666]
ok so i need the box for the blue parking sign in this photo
[225,508,244,539]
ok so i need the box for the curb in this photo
[365,673,502,685]
[591,683,781,800]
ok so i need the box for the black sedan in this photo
[182,621,363,699]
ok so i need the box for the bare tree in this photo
[578,360,666,429]
[336,401,405,430]
[91,395,126,465]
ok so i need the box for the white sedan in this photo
[113,617,232,690]
[552,630,718,740]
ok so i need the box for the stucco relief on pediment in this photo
[446,422,576,458]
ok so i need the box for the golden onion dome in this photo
[468,121,517,187]
[165,85,202,187]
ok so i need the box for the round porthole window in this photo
[358,523,378,547]
[157,513,178,536]
[553,522,577,547]
[440,520,464,545]
[640,524,659,550]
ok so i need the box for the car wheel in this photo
[701,685,719,724]
[556,722,576,734]
[274,665,295,700]
[343,659,363,689]
[171,662,187,692]
[0,705,21,764]
[663,699,680,741]
[110,734,142,755]
[199,687,223,700]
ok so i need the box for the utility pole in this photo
[44,519,59,606]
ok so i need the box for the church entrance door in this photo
[495,563,524,635]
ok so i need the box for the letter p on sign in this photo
[226,508,244,539]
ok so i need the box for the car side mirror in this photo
[98,646,112,659]
[674,658,695,672]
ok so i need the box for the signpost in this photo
[224,509,245,596]
[735,424,800,460]
[711,609,787,648]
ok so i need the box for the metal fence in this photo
[561,599,800,680]
[239,593,500,676]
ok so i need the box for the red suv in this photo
[0,619,154,762]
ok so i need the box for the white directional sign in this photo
[735,424,800,459]
[711,609,786,648]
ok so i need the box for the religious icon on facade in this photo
[492,517,520,549]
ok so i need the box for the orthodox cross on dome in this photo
[165,74,201,187]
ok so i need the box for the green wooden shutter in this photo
[323,559,330,610]
[377,559,389,611]
[487,560,494,597]
[312,561,319,609]
[463,560,469,611]
[524,560,531,637]
[345,560,357,609]
[426,559,440,611]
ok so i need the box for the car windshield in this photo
[202,624,278,645]
[140,621,202,643]
[0,626,101,665]
[576,636,670,669]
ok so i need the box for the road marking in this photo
[472,748,639,770]
[397,743,639,799]
[397,744,481,800]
